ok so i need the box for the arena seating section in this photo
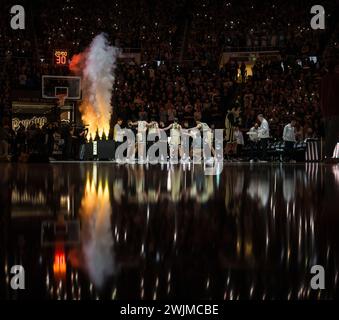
[0,0,338,159]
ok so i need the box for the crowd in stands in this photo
[1,0,338,161]
[113,61,224,128]
[188,0,333,55]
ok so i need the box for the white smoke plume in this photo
[70,33,119,140]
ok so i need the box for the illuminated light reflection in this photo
[333,165,339,185]
[53,250,66,279]
[80,167,115,289]
[111,288,117,300]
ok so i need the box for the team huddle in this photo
[110,118,218,163]
[105,109,299,164]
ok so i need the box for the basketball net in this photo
[56,94,67,107]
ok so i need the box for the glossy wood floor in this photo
[1,162,339,300]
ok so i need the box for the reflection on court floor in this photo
[1,163,339,299]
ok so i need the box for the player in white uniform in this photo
[163,119,182,161]
[189,120,214,161]
[147,121,167,162]
[128,120,154,163]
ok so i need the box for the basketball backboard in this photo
[42,75,81,100]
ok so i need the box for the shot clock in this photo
[54,49,69,66]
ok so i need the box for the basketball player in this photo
[163,118,182,162]
[128,120,154,163]
[147,121,159,152]
[147,121,167,162]
[225,105,241,143]
[189,120,214,162]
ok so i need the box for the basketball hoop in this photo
[56,93,67,107]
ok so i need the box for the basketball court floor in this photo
[1,162,339,299]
